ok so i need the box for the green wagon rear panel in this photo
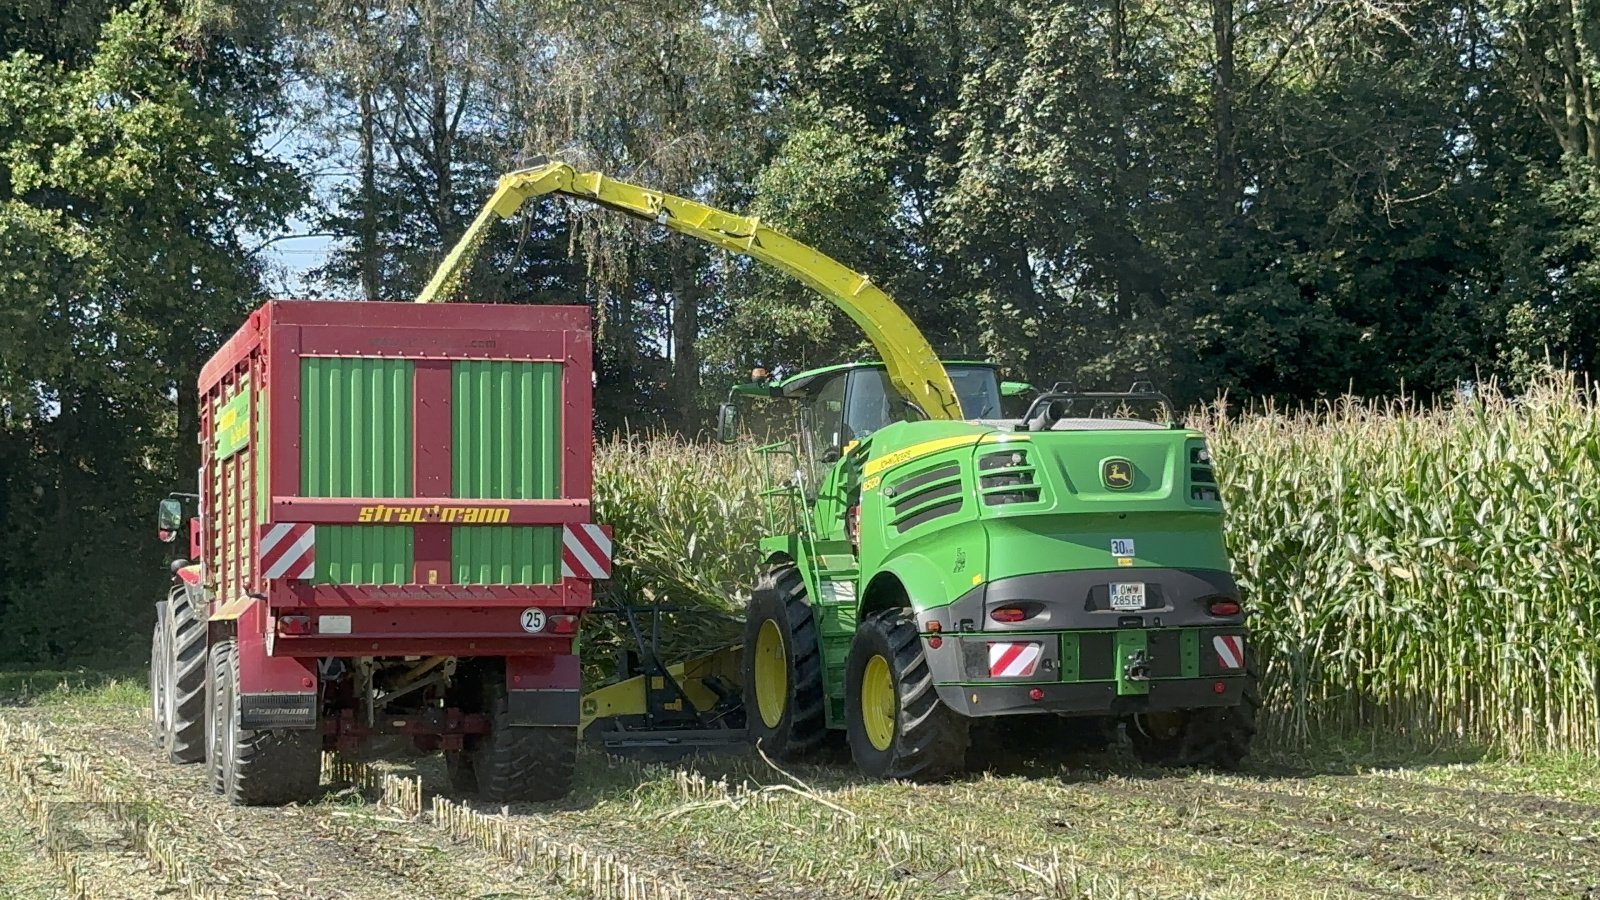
[301,357,415,584]
[452,361,563,584]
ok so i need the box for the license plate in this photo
[1109,582,1146,611]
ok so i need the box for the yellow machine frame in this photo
[416,158,962,420]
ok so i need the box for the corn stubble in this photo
[596,376,1600,754]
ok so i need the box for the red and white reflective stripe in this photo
[988,642,1042,678]
[260,523,316,579]
[560,524,612,580]
[1214,635,1245,669]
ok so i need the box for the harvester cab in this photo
[410,159,1257,779]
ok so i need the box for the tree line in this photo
[2,0,1597,663]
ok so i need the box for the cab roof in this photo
[735,360,997,400]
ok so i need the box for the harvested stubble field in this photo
[0,677,1597,899]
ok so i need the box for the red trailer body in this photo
[153,300,606,805]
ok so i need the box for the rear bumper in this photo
[934,675,1248,718]
[917,568,1250,717]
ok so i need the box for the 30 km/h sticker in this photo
[520,608,547,633]
[1110,538,1136,557]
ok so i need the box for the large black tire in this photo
[211,638,323,806]
[741,565,827,760]
[164,587,208,764]
[845,608,969,781]
[1129,666,1259,770]
[469,683,576,802]
[150,605,170,748]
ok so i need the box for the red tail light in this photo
[276,615,312,635]
[990,607,1030,623]
[1208,600,1241,617]
[549,614,579,634]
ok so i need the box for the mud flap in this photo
[239,692,319,730]
[506,656,580,726]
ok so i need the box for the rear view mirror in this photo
[716,402,740,444]
[157,498,183,542]
[1001,380,1034,397]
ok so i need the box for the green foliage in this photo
[0,1,302,665]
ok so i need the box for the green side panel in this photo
[452,361,562,585]
[301,358,415,584]
[301,358,413,497]
[256,381,268,525]
[317,526,412,585]
[452,527,559,585]
[215,377,251,459]
[453,361,562,500]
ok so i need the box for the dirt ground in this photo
[1,679,1596,899]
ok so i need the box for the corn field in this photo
[594,376,1600,755]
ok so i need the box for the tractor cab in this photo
[723,361,1027,471]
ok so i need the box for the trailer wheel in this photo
[211,638,323,806]
[1129,666,1258,770]
[845,608,968,781]
[150,604,170,748]
[742,565,826,760]
[470,683,576,802]
[163,587,208,764]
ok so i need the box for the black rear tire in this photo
[470,683,576,803]
[741,565,827,760]
[845,608,969,781]
[1129,666,1258,770]
[164,587,208,764]
[213,638,323,806]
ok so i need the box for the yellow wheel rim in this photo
[754,620,788,729]
[861,655,897,752]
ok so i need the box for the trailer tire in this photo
[212,638,323,806]
[164,587,208,764]
[471,683,576,802]
[742,565,827,761]
[1129,665,1258,770]
[150,604,170,748]
[845,608,969,781]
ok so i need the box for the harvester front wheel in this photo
[209,638,323,805]
[469,683,576,803]
[742,565,826,760]
[1129,666,1258,770]
[845,608,969,781]
[164,587,209,764]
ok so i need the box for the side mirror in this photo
[157,498,183,542]
[1001,380,1034,397]
[715,402,740,444]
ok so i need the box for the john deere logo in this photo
[1102,458,1135,490]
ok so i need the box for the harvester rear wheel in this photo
[845,608,969,781]
[742,565,826,760]
[164,587,208,764]
[1129,666,1258,770]
[210,638,323,806]
[469,683,576,803]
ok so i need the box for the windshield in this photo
[844,365,1002,440]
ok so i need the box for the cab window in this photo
[805,373,848,459]
[844,369,896,441]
